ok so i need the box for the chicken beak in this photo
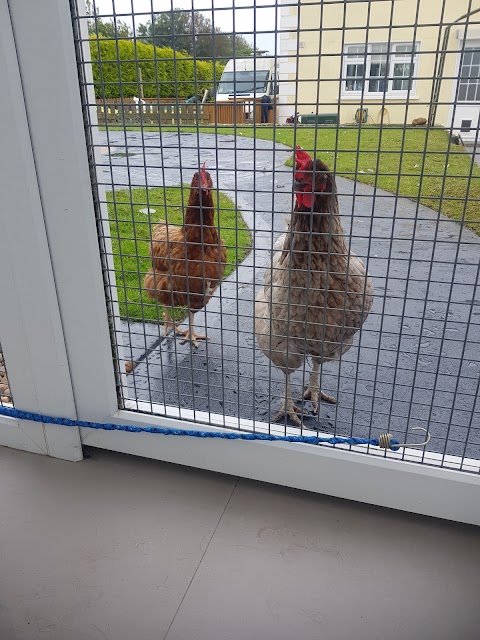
[199,161,209,194]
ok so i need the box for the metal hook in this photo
[391,427,431,449]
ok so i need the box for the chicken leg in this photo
[163,307,181,337]
[163,307,192,339]
[303,359,336,412]
[273,374,303,427]
[176,311,207,349]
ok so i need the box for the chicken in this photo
[255,147,374,426]
[143,164,226,348]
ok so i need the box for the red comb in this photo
[295,146,312,168]
[199,161,209,188]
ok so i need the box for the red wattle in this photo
[295,192,313,208]
[302,193,313,208]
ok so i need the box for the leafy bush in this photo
[90,36,224,99]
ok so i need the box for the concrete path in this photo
[99,131,480,460]
[465,142,480,168]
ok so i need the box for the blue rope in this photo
[0,406,400,450]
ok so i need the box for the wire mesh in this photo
[70,0,480,473]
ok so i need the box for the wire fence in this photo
[70,0,480,473]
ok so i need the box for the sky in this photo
[92,0,278,54]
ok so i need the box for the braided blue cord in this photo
[0,406,400,450]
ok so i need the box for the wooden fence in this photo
[97,102,208,127]
[96,98,276,126]
[203,99,276,125]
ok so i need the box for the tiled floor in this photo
[1,446,479,640]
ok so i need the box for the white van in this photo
[215,58,277,104]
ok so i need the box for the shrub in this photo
[89,36,224,99]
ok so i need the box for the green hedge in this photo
[89,37,224,99]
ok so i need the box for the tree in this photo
[137,10,193,54]
[86,0,132,39]
[137,9,259,61]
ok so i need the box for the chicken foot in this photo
[303,360,337,412]
[176,311,207,349]
[273,375,303,427]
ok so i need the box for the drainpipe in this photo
[429,7,480,127]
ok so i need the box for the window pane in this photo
[370,62,387,76]
[369,79,387,92]
[393,62,412,78]
[392,80,408,91]
[394,43,416,55]
[346,63,364,78]
[347,45,366,57]
[217,71,269,94]
[346,78,364,91]
[371,44,388,54]
[463,51,473,66]
[393,79,411,90]
[458,49,480,102]
[460,50,480,78]
[369,56,387,93]
[345,61,365,91]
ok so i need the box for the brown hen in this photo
[255,148,374,425]
[143,165,226,348]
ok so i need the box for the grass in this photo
[104,124,480,234]
[108,186,251,322]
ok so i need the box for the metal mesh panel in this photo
[70,0,480,473]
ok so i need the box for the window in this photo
[343,43,419,97]
[217,71,270,95]
[457,48,480,103]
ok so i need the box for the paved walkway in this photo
[464,142,480,168]
[99,131,480,460]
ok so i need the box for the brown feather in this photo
[143,172,227,312]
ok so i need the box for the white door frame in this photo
[0,0,82,460]
[0,0,479,525]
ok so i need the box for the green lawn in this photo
[105,124,480,234]
[108,186,251,322]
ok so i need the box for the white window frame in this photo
[457,46,480,103]
[342,42,419,99]
[1,0,479,526]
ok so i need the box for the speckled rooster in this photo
[255,147,374,425]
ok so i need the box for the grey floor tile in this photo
[0,447,236,640]
[166,479,480,640]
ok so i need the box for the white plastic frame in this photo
[0,0,478,526]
